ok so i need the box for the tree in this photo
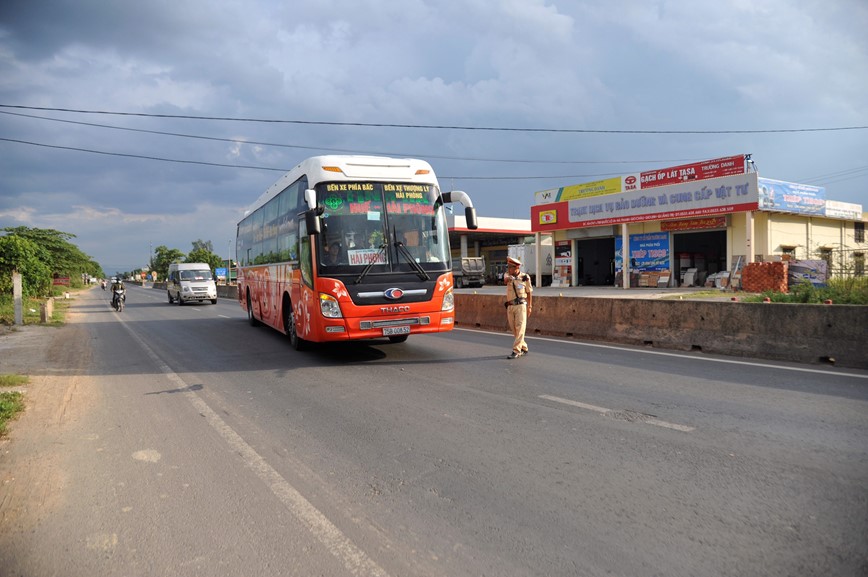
[2,227,99,288]
[0,235,52,297]
[186,247,223,271]
[152,245,185,281]
[191,239,214,253]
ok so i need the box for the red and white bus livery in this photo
[236,155,477,349]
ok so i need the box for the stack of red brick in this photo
[741,261,788,293]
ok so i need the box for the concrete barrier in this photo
[39,297,54,323]
[150,283,867,369]
[455,294,867,369]
[150,281,237,301]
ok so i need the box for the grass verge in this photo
[742,277,868,304]
[0,292,74,327]
[0,374,28,436]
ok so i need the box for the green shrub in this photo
[0,391,25,436]
[750,276,868,305]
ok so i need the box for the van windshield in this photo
[180,270,212,281]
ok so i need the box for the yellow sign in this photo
[559,177,622,200]
[539,210,558,225]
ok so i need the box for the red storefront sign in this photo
[640,155,745,189]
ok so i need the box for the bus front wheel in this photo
[284,297,307,351]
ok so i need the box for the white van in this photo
[167,263,218,305]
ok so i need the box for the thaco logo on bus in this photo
[384,288,405,300]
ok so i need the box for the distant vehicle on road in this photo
[452,256,486,288]
[167,263,218,305]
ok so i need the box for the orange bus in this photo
[236,155,478,349]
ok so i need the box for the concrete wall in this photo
[151,281,237,301]
[150,283,867,369]
[455,294,867,369]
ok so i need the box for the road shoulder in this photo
[0,295,99,539]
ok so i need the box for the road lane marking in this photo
[539,394,696,432]
[538,395,608,414]
[455,328,868,379]
[117,316,391,577]
[645,418,695,432]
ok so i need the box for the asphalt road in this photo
[1,285,867,576]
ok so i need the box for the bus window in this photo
[298,215,312,288]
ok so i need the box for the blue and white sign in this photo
[615,232,670,272]
[758,177,825,215]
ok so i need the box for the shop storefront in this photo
[529,155,865,288]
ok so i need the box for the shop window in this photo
[856,222,865,243]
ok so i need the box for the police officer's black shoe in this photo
[522,349,529,356]
[507,351,521,359]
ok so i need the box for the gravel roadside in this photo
[0,293,98,539]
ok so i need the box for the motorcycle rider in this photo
[110,277,126,309]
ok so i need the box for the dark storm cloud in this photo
[1,0,866,273]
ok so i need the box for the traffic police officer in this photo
[504,256,532,359]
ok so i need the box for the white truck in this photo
[508,243,554,286]
[452,256,486,288]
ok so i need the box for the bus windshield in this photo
[316,181,450,276]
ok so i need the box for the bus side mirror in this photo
[305,206,323,235]
[464,207,478,230]
[441,190,478,230]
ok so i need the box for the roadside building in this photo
[447,215,534,285]
[527,155,865,288]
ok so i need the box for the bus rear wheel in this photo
[247,291,259,327]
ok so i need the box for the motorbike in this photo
[112,287,126,312]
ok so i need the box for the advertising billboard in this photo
[614,233,670,273]
[534,154,746,205]
[758,178,825,215]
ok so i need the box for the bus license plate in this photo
[383,326,410,336]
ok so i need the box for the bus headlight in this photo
[441,289,454,312]
[319,293,343,318]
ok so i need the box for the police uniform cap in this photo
[507,256,521,266]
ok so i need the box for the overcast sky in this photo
[1,0,866,275]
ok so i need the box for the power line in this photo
[3,107,867,187]
[0,110,701,166]
[0,137,287,172]
[4,136,868,186]
[2,104,867,134]
[797,166,868,187]
[0,137,632,181]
